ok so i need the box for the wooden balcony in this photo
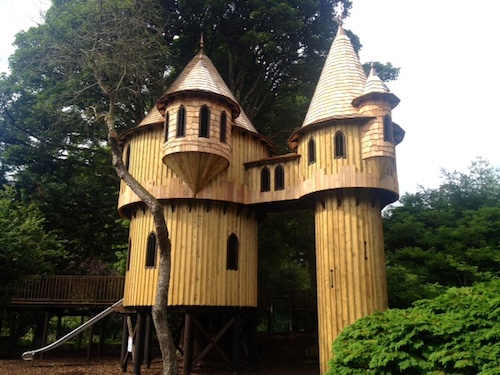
[10,275,125,308]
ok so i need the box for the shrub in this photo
[327,279,500,374]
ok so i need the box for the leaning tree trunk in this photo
[106,108,179,375]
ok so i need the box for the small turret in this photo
[352,64,404,179]
[157,46,240,194]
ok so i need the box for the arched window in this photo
[126,239,132,272]
[274,164,285,190]
[383,115,393,142]
[260,166,270,192]
[199,105,210,138]
[334,131,346,158]
[308,138,316,164]
[164,111,169,142]
[220,111,227,143]
[145,232,157,268]
[124,144,131,171]
[176,106,186,137]
[227,233,239,270]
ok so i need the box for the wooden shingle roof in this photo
[362,65,389,95]
[302,26,367,128]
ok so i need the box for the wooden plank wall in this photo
[314,189,387,374]
[118,126,272,209]
[295,121,399,196]
[123,201,258,307]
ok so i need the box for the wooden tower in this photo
[117,20,404,375]
[288,24,404,372]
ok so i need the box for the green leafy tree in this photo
[384,158,500,308]
[327,279,500,375]
[4,1,179,373]
[258,210,315,291]
[0,186,64,305]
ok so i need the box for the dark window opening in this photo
[145,232,157,268]
[261,167,270,192]
[227,233,239,270]
[126,239,132,271]
[177,106,186,137]
[334,131,346,158]
[124,145,131,171]
[164,111,169,142]
[308,138,316,164]
[274,164,285,190]
[220,111,227,143]
[383,115,393,142]
[199,105,210,138]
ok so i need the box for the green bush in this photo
[327,279,500,374]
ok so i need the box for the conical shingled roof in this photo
[302,26,367,128]
[234,108,257,133]
[138,105,163,127]
[157,48,260,134]
[362,65,389,95]
[164,50,237,101]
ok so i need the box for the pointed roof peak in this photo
[301,7,366,128]
[368,62,376,77]
[336,25,346,36]
[361,63,389,95]
[199,32,204,52]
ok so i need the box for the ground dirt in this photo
[0,334,320,375]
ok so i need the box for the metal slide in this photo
[22,298,124,361]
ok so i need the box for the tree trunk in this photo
[106,108,179,375]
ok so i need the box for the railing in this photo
[10,275,125,306]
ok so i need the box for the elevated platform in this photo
[9,275,125,308]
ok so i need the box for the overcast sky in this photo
[1,0,499,195]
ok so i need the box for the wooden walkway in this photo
[10,275,125,308]
[8,276,317,333]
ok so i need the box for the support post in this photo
[144,310,153,368]
[87,312,95,361]
[55,314,62,339]
[232,309,242,375]
[98,316,106,358]
[40,311,50,360]
[133,310,145,375]
[183,312,193,375]
[120,314,129,372]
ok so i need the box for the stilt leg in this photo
[183,312,193,375]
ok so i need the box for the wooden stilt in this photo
[133,310,145,375]
[87,312,95,361]
[247,309,258,365]
[55,314,62,339]
[98,316,106,358]
[183,312,193,375]
[40,311,50,359]
[144,310,153,368]
[120,314,130,372]
[231,309,241,375]
[77,315,84,351]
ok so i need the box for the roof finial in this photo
[200,32,204,51]
[333,1,344,26]
[369,62,376,76]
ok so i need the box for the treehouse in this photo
[117,22,404,375]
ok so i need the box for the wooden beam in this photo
[182,313,193,375]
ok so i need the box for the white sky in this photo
[1,0,499,195]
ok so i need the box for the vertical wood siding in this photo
[123,201,258,307]
[314,189,387,374]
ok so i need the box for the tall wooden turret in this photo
[288,23,404,373]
